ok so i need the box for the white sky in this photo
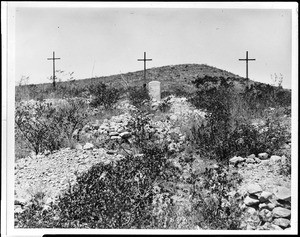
[13,3,293,88]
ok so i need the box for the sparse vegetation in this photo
[15,98,89,155]
[88,82,121,109]
[14,65,291,230]
[128,86,151,109]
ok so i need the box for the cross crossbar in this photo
[239,51,255,80]
[47,51,60,88]
[137,52,152,87]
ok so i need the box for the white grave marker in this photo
[148,81,161,102]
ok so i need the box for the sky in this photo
[13,3,294,88]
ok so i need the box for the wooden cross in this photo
[137,52,152,87]
[239,51,255,80]
[47,51,61,88]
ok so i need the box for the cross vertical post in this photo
[137,52,152,87]
[239,51,256,80]
[47,51,61,88]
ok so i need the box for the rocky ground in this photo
[230,152,292,230]
[14,96,292,230]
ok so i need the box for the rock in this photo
[274,186,291,202]
[273,207,291,218]
[44,150,51,156]
[259,222,283,230]
[261,160,270,166]
[244,196,260,206]
[247,184,263,195]
[109,131,119,136]
[111,136,121,140]
[259,203,268,210]
[258,152,269,160]
[270,155,281,163]
[134,154,145,159]
[240,203,247,211]
[246,158,255,163]
[119,131,131,139]
[270,224,283,230]
[229,156,245,165]
[267,202,276,210]
[14,205,24,214]
[259,209,273,222]
[83,143,94,150]
[247,207,257,215]
[273,218,290,228]
[75,144,83,150]
[247,154,256,159]
[170,114,178,120]
[15,198,27,206]
[107,150,117,155]
[259,191,273,202]
[281,155,288,164]
[246,224,256,230]
[254,158,261,163]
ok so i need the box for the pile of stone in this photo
[229,153,288,168]
[241,183,291,230]
[76,113,133,146]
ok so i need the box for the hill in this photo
[16,63,290,102]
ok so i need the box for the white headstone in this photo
[148,81,161,102]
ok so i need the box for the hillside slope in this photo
[16,63,290,102]
[75,63,248,93]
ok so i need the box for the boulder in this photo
[229,156,245,165]
[273,218,290,228]
[274,186,291,202]
[258,152,269,160]
[244,196,260,206]
[270,155,281,163]
[83,143,94,150]
[247,183,263,195]
[272,207,291,218]
[259,209,273,222]
[259,191,273,202]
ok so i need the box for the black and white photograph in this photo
[1,1,298,236]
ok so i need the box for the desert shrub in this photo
[88,82,121,109]
[15,111,183,229]
[128,86,150,109]
[158,96,172,113]
[15,192,61,228]
[242,83,291,112]
[15,98,89,154]
[188,76,290,160]
[279,155,291,176]
[191,165,243,230]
